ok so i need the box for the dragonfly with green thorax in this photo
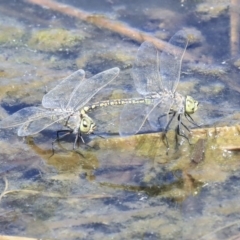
[0,30,199,149]
[0,67,120,148]
[85,30,199,147]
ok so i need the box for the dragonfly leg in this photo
[180,119,191,133]
[162,111,176,151]
[158,113,168,122]
[177,114,191,144]
[165,111,176,131]
[185,113,201,127]
[73,134,78,149]
[50,129,73,156]
[91,132,105,139]
[73,131,86,150]
[56,129,72,140]
[157,110,174,128]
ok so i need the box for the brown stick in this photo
[24,0,194,61]
[25,0,240,94]
[0,236,38,240]
[230,0,240,57]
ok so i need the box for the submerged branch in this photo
[0,236,38,240]
[230,0,240,57]
[25,0,195,61]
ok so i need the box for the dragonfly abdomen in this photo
[83,96,157,113]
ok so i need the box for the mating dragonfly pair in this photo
[0,30,199,148]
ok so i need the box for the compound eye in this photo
[82,120,88,128]
[80,115,95,134]
[80,118,90,133]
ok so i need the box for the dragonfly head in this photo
[80,114,96,134]
[185,95,199,114]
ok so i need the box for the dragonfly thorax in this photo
[185,95,199,114]
[171,92,185,114]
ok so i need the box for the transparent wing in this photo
[119,96,174,136]
[89,105,122,135]
[0,106,70,136]
[42,69,85,109]
[132,42,162,95]
[17,115,68,136]
[160,29,188,93]
[147,97,174,131]
[67,67,120,111]
[119,103,152,136]
[0,107,52,128]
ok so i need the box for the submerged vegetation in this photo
[0,0,240,239]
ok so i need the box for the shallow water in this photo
[0,0,240,239]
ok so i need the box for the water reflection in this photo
[27,137,99,181]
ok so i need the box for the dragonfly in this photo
[0,67,120,148]
[85,30,199,147]
[120,30,199,146]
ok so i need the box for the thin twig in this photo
[0,188,112,200]
[230,0,240,57]
[0,235,38,240]
[197,220,240,240]
[25,0,195,61]
[24,0,240,94]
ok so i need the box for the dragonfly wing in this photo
[42,69,85,109]
[119,103,150,136]
[17,113,68,136]
[147,97,174,132]
[68,67,120,111]
[132,42,162,95]
[0,107,51,129]
[160,29,188,93]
